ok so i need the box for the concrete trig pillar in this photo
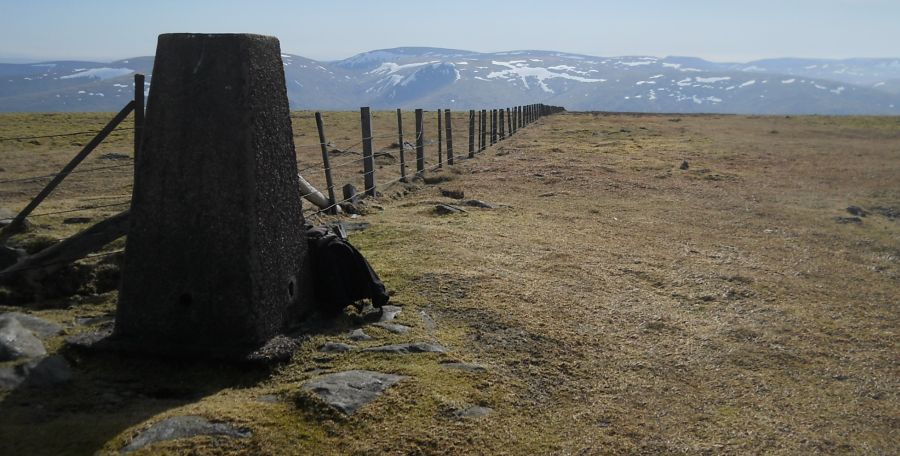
[115,34,310,358]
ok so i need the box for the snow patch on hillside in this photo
[60,67,134,80]
[488,60,605,93]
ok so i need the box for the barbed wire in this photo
[0,128,133,143]
[0,162,133,185]
[28,201,131,218]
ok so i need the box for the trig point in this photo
[115,33,310,358]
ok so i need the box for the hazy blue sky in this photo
[1,0,897,62]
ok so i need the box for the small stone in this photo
[1,312,63,339]
[440,362,487,373]
[319,342,354,353]
[0,316,47,361]
[348,329,372,341]
[434,204,465,215]
[379,305,402,322]
[453,405,493,419]
[363,342,446,354]
[834,216,862,224]
[342,184,360,205]
[679,160,690,170]
[0,355,72,391]
[372,322,411,334]
[538,192,555,197]
[846,206,868,217]
[462,199,493,209]
[441,189,465,199]
[121,416,251,453]
[301,370,405,415]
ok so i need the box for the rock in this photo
[301,370,405,415]
[462,199,493,209]
[453,406,493,419]
[0,355,72,390]
[363,342,446,354]
[342,184,360,205]
[348,329,372,341]
[538,192,555,197]
[21,355,72,387]
[440,362,487,373]
[419,311,436,333]
[371,322,411,334]
[835,216,862,224]
[2,312,63,339]
[379,305,402,322]
[121,415,251,453]
[441,189,465,199]
[434,204,465,215]
[846,206,869,217]
[319,342,354,353]
[679,160,690,170]
[98,152,132,161]
[871,206,899,221]
[0,316,47,361]
[328,221,370,234]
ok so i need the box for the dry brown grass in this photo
[0,111,898,455]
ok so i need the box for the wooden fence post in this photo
[396,108,407,181]
[0,101,135,245]
[315,112,338,213]
[477,110,482,151]
[492,109,498,144]
[360,107,375,197]
[415,109,424,174]
[468,109,475,158]
[499,108,505,139]
[507,107,512,136]
[445,109,454,165]
[437,109,443,167]
[481,109,487,151]
[134,73,144,158]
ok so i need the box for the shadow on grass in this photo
[0,345,270,455]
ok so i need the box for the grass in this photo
[1,111,898,454]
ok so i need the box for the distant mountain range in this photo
[1,47,899,114]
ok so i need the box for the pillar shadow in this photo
[0,345,270,455]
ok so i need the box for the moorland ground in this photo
[0,111,898,455]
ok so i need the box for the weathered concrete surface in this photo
[121,416,251,453]
[301,370,404,415]
[116,34,310,358]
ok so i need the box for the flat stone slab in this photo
[319,342,354,353]
[0,312,63,339]
[379,305,402,322]
[0,316,47,361]
[301,370,405,415]
[348,329,372,341]
[453,406,493,419]
[362,343,446,354]
[0,355,72,391]
[121,415,251,453]
[372,322,411,334]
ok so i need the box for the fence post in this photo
[492,109,498,144]
[396,108,407,181]
[415,109,424,174]
[437,109,443,167]
[314,112,338,214]
[360,107,375,197]
[507,107,512,136]
[499,108,505,140]
[477,110,482,151]
[134,73,144,158]
[445,109,454,165]
[481,109,487,151]
[0,100,136,245]
[468,109,475,158]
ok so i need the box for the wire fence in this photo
[0,95,563,274]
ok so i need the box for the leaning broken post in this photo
[115,33,311,358]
